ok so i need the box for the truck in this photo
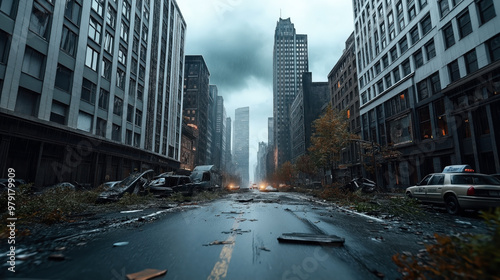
[189,165,222,191]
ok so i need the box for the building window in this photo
[135,109,142,126]
[0,30,10,64]
[377,80,384,94]
[477,0,496,24]
[419,0,428,9]
[118,46,127,65]
[120,21,129,42]
[29,2,51,40]
[375,62,381,74]
[64,0,81,25]
[439,0,450,17]
[134,133,140,147]
[402,59,411,76]
[104,32,113,53]
[139,64,145,80]
[85,46,99,71]
[443,24,455,49]
[137,84,143,100]
[96,118,106,137]
[465,49,478,74]
[393,68,401,82]
[98,88,109,110]
[60,26,77,57]
[131,58,137,74]
[116,68,126,89]
[50,101,67,125]
[113,96,123,116]
[419,106,432,140]
[142,24,148,42]
[408,5,416,21]
[434,99,448,137]
[127,104,133,122]
[106,5,116,29]
[390,47,398,62]
[122,1,131,20]
[89,17,102,44]
[448,60,460,82]
[425,39,436,60]
[417,79,429,101]
[414,50,423,68]
[129,78,136,97]
[91,0,103,16]
[420,14,432,35]
[81,78,96,104]
[457,10,472,38]
[101,58,112,80]
[140,45,147,61]
[487,34,500,62]
[410,27,419,45]
[430,71,441,94]
[399,37,408,53]
[385,74,392,88]
[22,47,44,79]
[55,64,72,92]
[382,54,389,68]
[15,87,39,117]
[77,111,93,132]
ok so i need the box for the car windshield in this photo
[450,174,500,185]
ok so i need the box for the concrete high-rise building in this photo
[213,95,227,171]
[233,106,249,186]
[183,55,210,166]
[290,72,329,162]
[328,32,361,178]
[353,0,500,187]
[0,0,186,186]
[273,17,308,168]
[255,141,268,183]
[225,116,232,169]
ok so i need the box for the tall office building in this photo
[273,17,308,168]
[225,116,232,169]
[0,0,186,186]
[213,94,227,171]
[353,0,500,187]
[183,55,210,166]
[233,106,249,186]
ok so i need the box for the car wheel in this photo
[405,191,413,199]
[445,195,462,215]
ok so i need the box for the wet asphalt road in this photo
[4,190,489,280]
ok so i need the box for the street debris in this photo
[113,242,130,247]
[259,247,271,252]
[126,268,167,280]
[222,229,251,235]
[204,240,236,246]
[236,198,254,203]
[278,233,345,246]
[17,252,38,260]
[249,219,258,222]
[121,210,144,214]
[222,211,244,215]
[48,254,65,261]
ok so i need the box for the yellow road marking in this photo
[207,214,242,280]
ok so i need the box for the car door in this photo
[414,174,432,200]
[426,174,445,203]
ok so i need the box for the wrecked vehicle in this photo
[97,169,154,202]
[147,173,201,196]
[341,177,377,193]
[190,165,221,191]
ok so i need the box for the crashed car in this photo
[406,165,500,214]
[146,173,201,196]
[97,170,154,202]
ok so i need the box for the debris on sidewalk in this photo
[277,233,345,246]
[126,268,167,280]
[113,241,130,247]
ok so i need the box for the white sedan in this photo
[406,172,500,214]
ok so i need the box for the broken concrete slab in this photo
[277,233,345,246]
[113,241,130,247]
[204,240,235,246]
[126,268,167,280]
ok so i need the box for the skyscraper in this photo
[233,107,249,186]
[273,17,308,168]
[183,55,210,166]
[0,0,186,186]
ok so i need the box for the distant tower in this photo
[234,107,250,186]
[273,17,308,168]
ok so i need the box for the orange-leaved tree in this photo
[308,104,357,183]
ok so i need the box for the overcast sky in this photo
[176,0,354,181]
